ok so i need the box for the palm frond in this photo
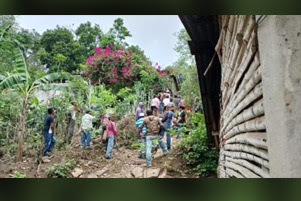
[0,24,12,42]
[32,72,62,85]
[0,74,26,90]
[33,72,72,85]
[0,74,5,82]
[14,48,30,80]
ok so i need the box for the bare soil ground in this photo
[0,135,197,178]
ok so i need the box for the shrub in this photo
[177,113,218,177]
[12,171,26,178]
[85,45,163,92]
[46,159,76,178]
[117,116,137,147]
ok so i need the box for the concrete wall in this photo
[33,90,63,105]
[257,15,301,177]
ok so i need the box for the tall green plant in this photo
[0,48,69,160]
[177,113,218,177]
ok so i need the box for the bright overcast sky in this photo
[16,15,185,67]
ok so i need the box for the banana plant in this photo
[0,24,12,42]
[0,48,70,161]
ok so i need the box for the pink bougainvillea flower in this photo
[112,66,118,76]
[108,78,117,83]
[95,47,101,54]
[85,56,94,64]
[122,66,130,74]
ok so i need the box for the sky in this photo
[16,15,185,67]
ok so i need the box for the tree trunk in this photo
[17,98,28,161]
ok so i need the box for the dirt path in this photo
[0,135,197,178]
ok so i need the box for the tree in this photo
[110,18,132,44]
[100,18,132,49]
[15,28,42,69]
[0,48,69,160]
[174,28,195,66]
[39,26,86,73]
[0,16,18,74]
[174,28,200,105]
[75,22,103,57]
[85,44,161,92]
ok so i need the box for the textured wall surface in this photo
[257,15,301,177]
[217,15,268,178]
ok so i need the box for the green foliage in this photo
[47,159,76,178]
[39,26,86,73]
[178,65,201,106]
[177,113,218,177]
[0,90,22,141]
[90,84,117,114]
[110,18,131,47]
[3,142,18,155]
[12,171,26,178]
[75,21,103,56]
[0,16,19,74]
[174,29,195,65]
[139,66,160,90]
[173,28,200,106]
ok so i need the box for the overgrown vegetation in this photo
[12,171,26,178]
[46,159,76,178]
[177,113,218,177]
[0,16,214,179]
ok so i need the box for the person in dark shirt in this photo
[176,106,186,139]
[192,97,203,114]
[173,94,180,110]
[159,104,175,150]
[43,108,56,157]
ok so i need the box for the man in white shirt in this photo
[163,95,170,107]
[81,110,95,149]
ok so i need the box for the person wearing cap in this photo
[160,103,175,150]
[80,110,95,149]
[135,112,146,158]
[135,102,144,121]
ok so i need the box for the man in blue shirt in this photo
[43,108,56,157]
[160,104,175,150]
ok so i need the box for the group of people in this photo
[135,90,187,167]
[42,103,118,160]
[41,90,202,168]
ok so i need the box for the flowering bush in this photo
[85,45,165,92]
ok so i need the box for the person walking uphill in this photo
[43,108,56,157]
[66,101,81,143]
[105,116,118,159]
[176,106,186,139]
[159,104,175,150]
[136,113,146,159]
[139,109,168,167]
[81,110,95,149]
[136,102,144,121]
[151,95,160,116]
